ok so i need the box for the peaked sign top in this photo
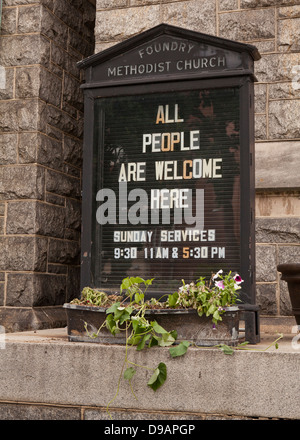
[78,23,260,87]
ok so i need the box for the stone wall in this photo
[0,0,95,331]
[94,0,300,320]
[0,0,299,331]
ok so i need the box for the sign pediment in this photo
[78,24,260,86]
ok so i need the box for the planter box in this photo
[63,303,241,346]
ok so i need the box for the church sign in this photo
[78,24,260,339]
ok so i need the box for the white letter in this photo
[142,134,151,153]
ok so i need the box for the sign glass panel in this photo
[92,87,240,293]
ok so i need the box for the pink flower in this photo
[215,280,225,290]
[234,274,243,284]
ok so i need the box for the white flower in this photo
[213,269,223,280]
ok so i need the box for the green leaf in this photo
[105,314,119,336]
[106,302,121,315]
[147,363,167,391]
[238,341,249,347]
[121,278,131,291]
[218,344,234,355]
[131,276,145,285]
[137,333,151,351]
[168,292,179,307]
[213,310,220,321]
[151,320,169,334]
[148,335,159,348]
[157,332,176,347]
[170,330,178,340]
[118,310,131,325]
[124,367,136,380]
[134,292,144,304]
[169,341,190,358]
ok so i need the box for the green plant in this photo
[70,286,122,307]
[167,269,243,325]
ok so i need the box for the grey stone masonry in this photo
[0,0,96,331]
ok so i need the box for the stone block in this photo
[278,5,300,19]
[0,34,50,67]
[62,73,83,112]
[15,66,40,99]
[0,134,18,165]
[41,7,69,49]
[256,192,300,217]
[37,134,63,170]
[255,141,300,189]
[269,82,300,99]
[0,306,67,332]
[6,273,66,306]
[279,279,293,316]
[45,169,81,199]
[256,283,277,315]
[218,0,239,11]
[278,245,300,265]
[45,193,65,206]
[48,239,80,265]
[40,68,63,107]
[52,0,83,32]
[48,264,68,274]
[240,0,297,8]
[278,17,300,52]
[45,104,83,139]
[269,100,300,139]
[95,5,160,42]
[18,132,63,170]
[50,43,79,79]
[256,217,300,243]
[65,198,81,231]
[96,0,127,8]
[6,201,65,238]
[161,0,216,35]
[256,245,277,282]
[255,114,267,140]
[0,403,80,420]
[18,133,37,163]
[0,236,47,272]
[63,135,82,167]
[84,408,205,420]
[17,4,42,33]
[0,283,4,306]
[219,8,275,41]
[83,0,96,36]
[0,67,14,100]
[68,28,94,57]
[253,39,275,54]
[1,7,17,35]
[3,0,44,5]
[255,53,300,83]
[254,83,267,114]
[0,165,44,200]
[0,99,40,132]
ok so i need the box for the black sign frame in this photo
[78,24,260,342]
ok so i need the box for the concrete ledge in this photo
[1,327,299,420]
[0,306,67,333]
